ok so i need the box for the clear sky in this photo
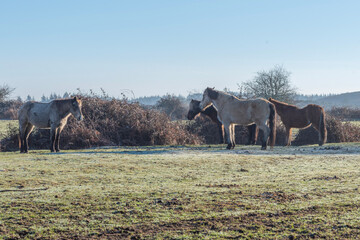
[1,0,359,100]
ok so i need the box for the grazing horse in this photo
[199,88,276,150]
[268,98,327,146]
[18,97,83,153]
[187,99,258,145]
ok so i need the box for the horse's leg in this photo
[217,123,224,144]
[246,125,252,145]
[55,126,64,152]
[221,125,226,144]
[23,124,34,153]
[258,123,270,150]
[253,125,259,145]
[311,122,325,146]
[19,121,27,153]
[247,124,258,145]
[230,124,235,149]
[50,126,58,153]
[223,123,232,150]
[285,127,292,146]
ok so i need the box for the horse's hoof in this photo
[226,145,232,150]
[261,146,267,150]
[56,149,61,153]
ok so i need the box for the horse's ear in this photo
[269,97,272,101]
[208,88,219,100]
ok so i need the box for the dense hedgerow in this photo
[0,96,202,151]
[327,107,360,121]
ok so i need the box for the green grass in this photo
[1,145,360,239]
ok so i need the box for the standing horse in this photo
[199,88,276,150]
[268,98,327,146]
[187,99,258,144]
[18,97,83,153]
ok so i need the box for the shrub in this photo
[292,115,360,145]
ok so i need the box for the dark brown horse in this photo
[187,100,258,144]
[18,97,83,153]
[269,98,327,146]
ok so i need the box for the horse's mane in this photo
[210,88,243,101]
[52,98,72,102]
[269,98,299,109]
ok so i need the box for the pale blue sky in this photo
[1,1,359,100]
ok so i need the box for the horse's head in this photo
[187,99,202,120]
[199,87,218,110]
[70,97,83,121]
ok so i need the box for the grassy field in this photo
[1,144,360,239]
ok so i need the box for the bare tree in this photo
[240,66,297,103]
[0,84,14,101]
[156,94,187,120]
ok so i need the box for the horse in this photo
[187,99,258,145]
[18,97,83,153]
[268,98,327,146]
[199,88,276,150]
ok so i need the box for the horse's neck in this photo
[53,100,72,119]
[212,93,231,111]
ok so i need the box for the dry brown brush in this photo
[0,96,202,151]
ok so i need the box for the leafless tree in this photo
[0,84,14,101]
[240,66,297,103]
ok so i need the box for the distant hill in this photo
[297,91,360,109]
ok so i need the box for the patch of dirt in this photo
[153,198,191,210]
[251,191,301,203]
[310,175,341,181]
[196,183,242,188]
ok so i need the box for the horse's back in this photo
[222,97,270,125]
[19,101,52,128]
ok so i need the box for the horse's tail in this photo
[268,102,276,148]
[319,108,327,146]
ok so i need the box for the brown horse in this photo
[18,97,83,153]
[187,99,258,144]
[268,98,327,146]
[200,88,276,150]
